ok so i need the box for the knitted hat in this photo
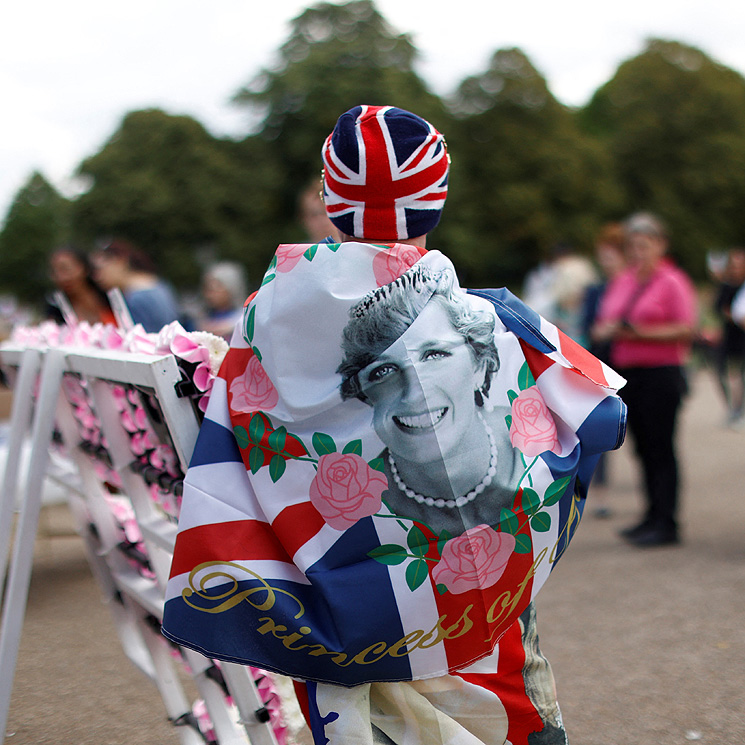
[321,105,449,241]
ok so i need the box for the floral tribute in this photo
[9,318,296,744]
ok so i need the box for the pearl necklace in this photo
[387,410,498,509]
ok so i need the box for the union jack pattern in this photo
[322,105,449,240]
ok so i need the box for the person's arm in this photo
[620,272,697,343]
[614,321,694,343]
[731,284,745,328]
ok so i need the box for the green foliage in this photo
[232,0,450,244]
[580,39,745,277]
[442,48,621,287]
[72,109,280,288]
[0,172,72,304]
[8,3,745,303]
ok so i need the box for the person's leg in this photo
[618,370,655,534]
[625,367,684,544]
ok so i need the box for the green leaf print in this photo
[518,361,536,391]
[312,432,337,456]
[245,305,256,343]
[530,512,552,533]
[521,488,541,516]
[248,415,266,445]
[342,439,363,456]
[406,559,429,592]
[269,454,286,482]
[543,476,573,506]
[248,446,265,474]
[406,526,429,557]
[267,426,287,453]
[233,425,249,450]
[368,545,408,565]
[499,508,519,535]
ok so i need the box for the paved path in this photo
[4,369,745,744]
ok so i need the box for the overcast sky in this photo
[3,0,744,223]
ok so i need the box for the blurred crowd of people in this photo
[522,212,745,548]
[33,183,340,341]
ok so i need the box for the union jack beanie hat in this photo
[321,105,449,240]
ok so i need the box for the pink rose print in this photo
[229,354,279,412]
[432,525,516,595]
[275,244,309,273]
[509,386,560,457]
[309,453,388,530]
[373,245,427,286]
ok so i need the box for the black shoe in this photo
[619,519,652,540]
[626,526,679,547]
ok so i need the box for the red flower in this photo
[275,244,309,273]
[229,353,278,413]
[309,453,388,530]
[432,525,515,595]
[372,244,427,286]
[509,386,560,457]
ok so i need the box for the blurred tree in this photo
[232,0,449,246]
[0,172,71,304]
[580,39,745,277]
[442,48,621,288]
[72,109,279,289]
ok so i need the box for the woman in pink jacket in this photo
[593,212,697,546]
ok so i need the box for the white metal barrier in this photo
[0,343,283,745]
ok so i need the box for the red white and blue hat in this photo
[322,105,449,240]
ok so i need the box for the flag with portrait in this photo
[162,241,626,688]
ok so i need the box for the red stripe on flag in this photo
[519,339,555,381]
[271,501,327,559]
[169,519,293,579]
[555,329,610,387]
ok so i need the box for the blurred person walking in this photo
[593,213,697,547]
[46,246,116,325]
[92,238,181,333]
[580,223,627,516]
[711,247,745,426]
[197,261,247,340]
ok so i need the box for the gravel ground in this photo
[4,369,745,744]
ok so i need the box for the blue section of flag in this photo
[189,418,242,467]
[576,395,627,453]
[163,517,413,686]
[468,288,557,354]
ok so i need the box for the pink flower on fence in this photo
[309,453,387,530]
[229,354,278,412]
[372,244,427,286]
[274,243,308,273]
[509,386,560,457]
[432,525,516,594]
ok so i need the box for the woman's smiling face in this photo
[358,300,484,465]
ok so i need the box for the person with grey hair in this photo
[592,211,697,546]
[198,261,247,339]
[337,264,521,537]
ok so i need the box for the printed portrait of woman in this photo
[337,265,523,537]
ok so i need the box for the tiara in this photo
[351,264,443,319]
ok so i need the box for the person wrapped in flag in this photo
[162,105,627,745]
